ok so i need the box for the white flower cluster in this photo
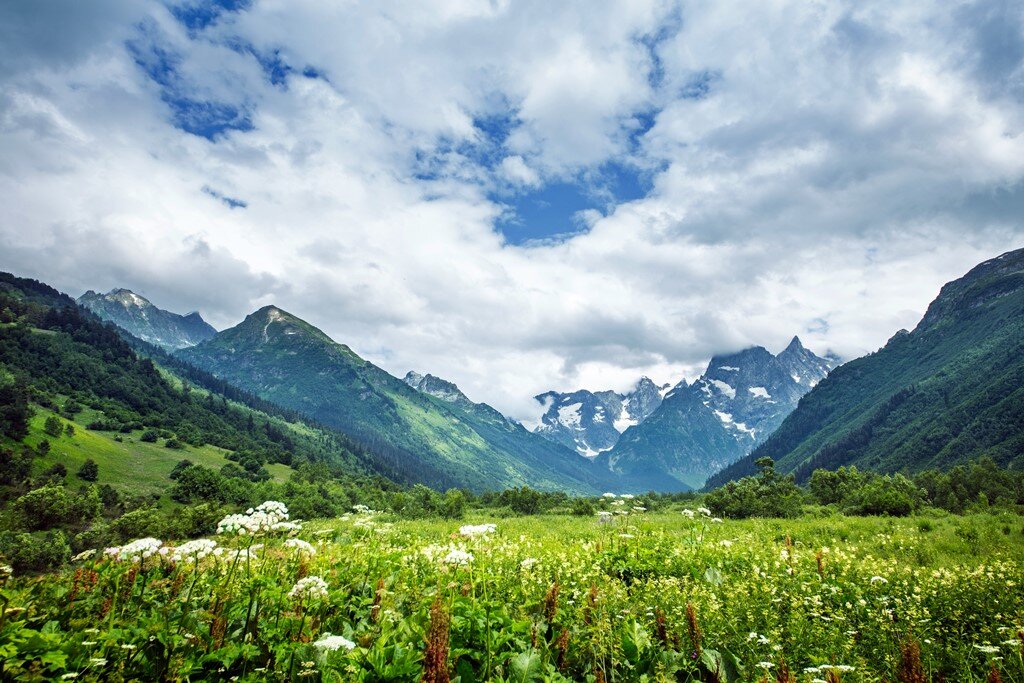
[458,523,496,536]
[170,539,218,563]
[444,548,474,566]
[217,501,291,535]
[284,538,316,555]
[520,557,539,569]
[289,575,329,601]
[682,507,713,519]
[228,544,264,562]
[104,538,164,562]
[72,549,96,562]
[314,634,356,652]
[352,504,377,514]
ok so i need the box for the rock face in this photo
[177,306,612,494]
[532,377,671,456]
[78,288,216,351]
[603,339,838,490]
[708,247,1024,489]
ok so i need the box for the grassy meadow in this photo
[2,506,1023,682]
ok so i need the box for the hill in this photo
[707,247,1024,487]
[179,306,612,493]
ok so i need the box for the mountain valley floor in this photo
[3,507,1023,682]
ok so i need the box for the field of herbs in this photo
[2,501,1023,682]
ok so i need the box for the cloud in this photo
[1,0,1023,421]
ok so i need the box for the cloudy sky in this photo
[2,0,1023,421]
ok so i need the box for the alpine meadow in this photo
[2,2,1024,682]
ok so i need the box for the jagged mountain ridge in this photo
[178,306,612,493]
[78,288,216,351]
[604,337,838,491]
[532,377,671,456]
[707,247,1024,488]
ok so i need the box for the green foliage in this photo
[0,529,70,572]
[705,457,805,518]
[0,376,31,440]
[76,459,98,482]
[12,485,101,531]
[43,415,63,437]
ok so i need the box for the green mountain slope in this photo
[178,306,610,493]
[0,272,379,491]
[707,247,1024,487]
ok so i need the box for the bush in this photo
[0,530,70,572]
[140,429,159,443]
[165,438,184,450]
[844,474,924,517]
[13,485,101,531]
[571,498,595,516]
[77,459,98,482]
[43,415,64,437]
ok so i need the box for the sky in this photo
[2,0,1023,422]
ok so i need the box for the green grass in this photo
[5,508,1024,681]
[20,406,292,497]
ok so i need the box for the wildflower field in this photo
[2,503,1024,682]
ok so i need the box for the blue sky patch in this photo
[202,186,247,209]
[169,0,252,33]
[127,21,253,140]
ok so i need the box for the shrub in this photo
[0,530,70,572]
[77,459,98,482]
[140,429,159,443]
[13,485,101,531]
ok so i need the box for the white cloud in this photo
[1,0,1023,422]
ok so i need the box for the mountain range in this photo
[531,377,670,456]
[595,338,838,490]
[73,286,838,492]
[61,245,1024,494]
[707,246,1024,487]
[78,288,216,351]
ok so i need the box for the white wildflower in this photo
[217,501,289,535]
[105,538,163,563]
[458,523,496,536]
[520,557,539,569]
[601,492,616,498]
[314,634,356,652]
[443,549,474,566]
[71,549,96,562]
[681,509,695,519]
[697,507,712,517]
[284,539,316,555]
[870,576,888,584]
[170,539,218,563]
[289,576,329,601]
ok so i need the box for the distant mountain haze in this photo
[78,288,216,351]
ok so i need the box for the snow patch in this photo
[791,373,802,384]
[613,404,638,433]
[557,402,583,429]
[714,410,733,425]
[710,379,736,399]
[718,366,740,372]
[748,386,771,399]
